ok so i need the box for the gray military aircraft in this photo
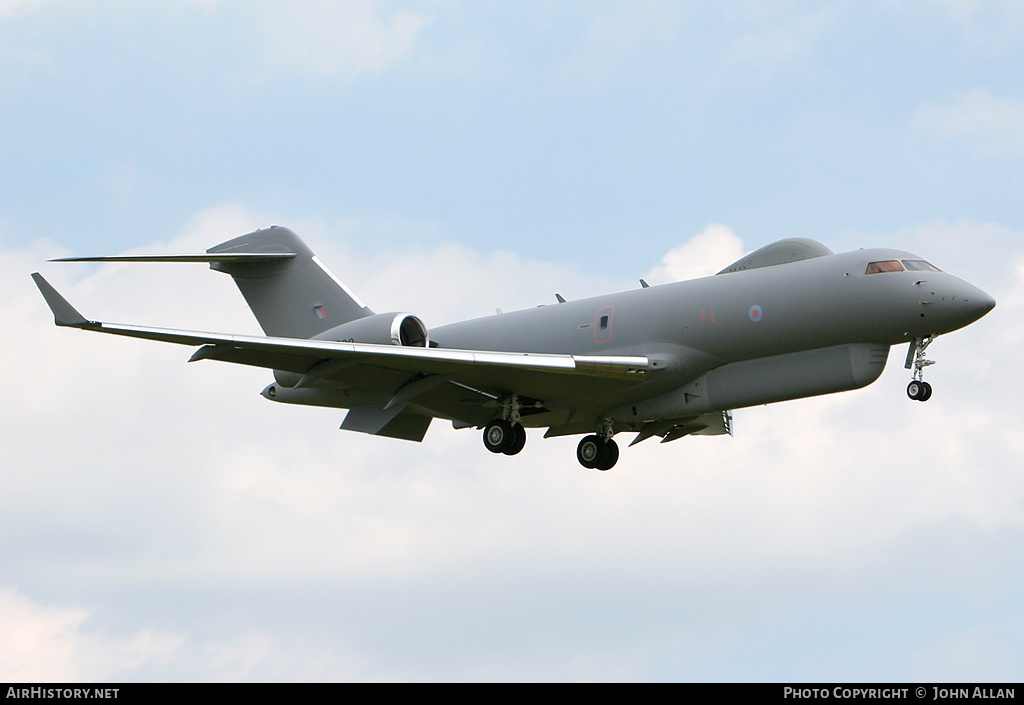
[33,227,995,470]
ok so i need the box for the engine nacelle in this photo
[313,312,429,347]
[271,312,429,389]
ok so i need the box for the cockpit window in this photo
[901,259,941,272]
[865,260,905,275]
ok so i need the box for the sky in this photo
[1,0,1022,682]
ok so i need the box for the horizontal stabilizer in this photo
[50,226,370,339]
[31,273,90,327]
[50,253,297,264]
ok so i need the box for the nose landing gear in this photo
[907,379,932,402]
[905,335,936,402]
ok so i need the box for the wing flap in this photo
[88,320,648,380]
[32,274,649,387]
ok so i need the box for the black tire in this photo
[907,381,923,400]
[483,419,514,454]
[503,423,527,456]
[594,439,619,471]
[577,435,605,469]
[919,381,933,402]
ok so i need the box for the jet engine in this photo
[313,312,429,347]
[269,312,429,390]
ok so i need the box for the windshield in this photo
[865,259,943,275]
[865,260,905,275]
[901,259,942,272]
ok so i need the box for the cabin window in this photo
[599,315,609,329]
[865,260,905,275]
[902,259,941,272]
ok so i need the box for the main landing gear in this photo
[482,394,527,456]
[577,435,619,471]
[482,418,526,455]
[481,397,622,470]
[576,419,620,471]
[905,335,936,402]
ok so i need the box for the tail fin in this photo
[208,226,374,339]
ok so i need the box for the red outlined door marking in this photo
[595,306,614,343]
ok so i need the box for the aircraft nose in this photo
[964,285,996,320]
[921,277,996,333]
[950,280,996,327]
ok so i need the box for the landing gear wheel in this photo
[593,439,619,471]
[576,436,619,470]
[907,380,933,402]
[919,381,933,402]
[577,435,604,469]
[483,419,514,454]
[503,423,526,456]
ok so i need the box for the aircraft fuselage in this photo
[429,247,994,422]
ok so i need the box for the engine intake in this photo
[313,312,429,347]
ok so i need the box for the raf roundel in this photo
[749,305,763,322]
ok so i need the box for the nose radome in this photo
[978,291,996,315]
[974,291,991,315]
[960,283,996,322]
[967,285,995,310]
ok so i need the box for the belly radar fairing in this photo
[32,227,995,470]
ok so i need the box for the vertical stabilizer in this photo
[208,226,373,339]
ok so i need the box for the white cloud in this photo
[644,223,745,283]
[5,209,1023,679]
[914,89,1024,156]
[720,2,841,77]
[248,0,430,80]
[0,0,41,20]
[552,1,838,90]
[0,589,182,682]
[0,2,428,82]
[932,0,1024,50]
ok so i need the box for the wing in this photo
[32,274,648,426]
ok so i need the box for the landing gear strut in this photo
[482,394,527,455]
[905,335,936,402]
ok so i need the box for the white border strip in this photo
[311,255,368,310]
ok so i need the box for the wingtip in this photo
[31,273,90,327]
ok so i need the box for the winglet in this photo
[31,273,91,327]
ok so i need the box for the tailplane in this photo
[51,226,374,339]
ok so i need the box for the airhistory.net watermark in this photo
[6,689,119,700]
